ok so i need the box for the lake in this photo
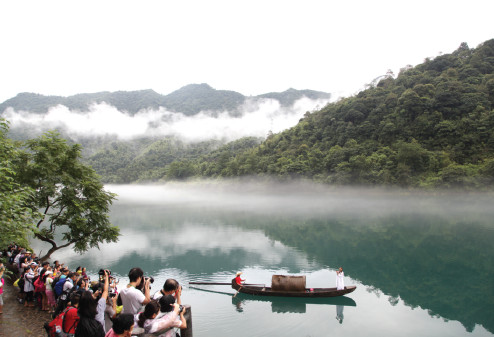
[33,181,494,337]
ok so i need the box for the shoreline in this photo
[0,274,51,337]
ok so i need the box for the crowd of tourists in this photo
[2,243,187,337]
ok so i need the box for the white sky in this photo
[1,0,493,103]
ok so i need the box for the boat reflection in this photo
[190,286,356,314]
[232,292,356,314]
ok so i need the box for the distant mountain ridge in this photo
[0,84,331,116]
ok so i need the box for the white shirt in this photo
[24,269,36,292]
[120,286,146,315]
[153,290,164,300]
[63,278,74,292]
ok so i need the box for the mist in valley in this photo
[3,96,329,143]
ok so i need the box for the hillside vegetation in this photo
[163,40,494,188]
[0,84,330,116]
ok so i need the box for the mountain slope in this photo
[164,39,494,188]
[0,84,331,116]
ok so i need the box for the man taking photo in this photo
[119,267,151,315]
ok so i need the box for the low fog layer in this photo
[107,180,494,220]
[3,97,329,142]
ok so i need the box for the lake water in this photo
[34,181,494,337]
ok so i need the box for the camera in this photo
[98,269,111,276]
[109,292,117,298]
[136,276,154,291]
[98,269,113,282]
[178,305,184,314]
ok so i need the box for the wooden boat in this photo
[231,279,356,298]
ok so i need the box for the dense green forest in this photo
[160,40,494,188]
[85,136,262,183]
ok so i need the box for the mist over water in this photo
[30,180,494,336]
[106,180,494,220]
[3,96,328,142]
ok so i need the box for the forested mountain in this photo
[84,136,263,183]
[0,84,331,115]
[162,40,494,188]
[4,40,494,188]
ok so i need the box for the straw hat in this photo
[236,272,242,276]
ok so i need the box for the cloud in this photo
[4,96,330,142]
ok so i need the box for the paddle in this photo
[189,282,231,285]
[189,281,265,286]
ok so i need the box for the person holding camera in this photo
[75,290,105,337]
[119,267,151,315]
[137,298,186,336]
[93,269,111,331]
[153,278,182,305]
[152,295,187,336]
[24,261,38,307]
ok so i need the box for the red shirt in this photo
[235,276,244,285]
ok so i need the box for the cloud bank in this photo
[4,97,329,142]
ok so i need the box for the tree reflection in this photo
[254,214,494,333]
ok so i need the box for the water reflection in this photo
[190,286,356,315]
[336,305,344,324]
[255,214,494,333]
[232,294,356,314]
[31,184,494,336]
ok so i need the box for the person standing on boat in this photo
[235,272,245,285]
[336,267,345,290]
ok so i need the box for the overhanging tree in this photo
[15,131,120,261]
[0,119,37,250]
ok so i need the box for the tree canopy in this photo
[0,119,36,249]
[9,129,119,260]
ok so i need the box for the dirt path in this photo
[0,276,52,337]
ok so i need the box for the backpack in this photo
[54,277,67,297]
[53,284,77,317]
[44,306,79,337]
[17,275,25,291]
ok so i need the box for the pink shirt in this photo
[105,329,118,337]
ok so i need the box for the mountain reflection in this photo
[38,184,494,334]
[256,214,494,333]
[103,202,493,333]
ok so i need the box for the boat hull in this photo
[232,279,356,298]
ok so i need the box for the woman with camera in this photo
[137,297,186,336]
[75,290,105,337]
